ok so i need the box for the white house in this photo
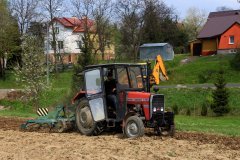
[45,17,115,64]
[45,17,93,64]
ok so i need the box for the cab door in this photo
[84,68,106,122]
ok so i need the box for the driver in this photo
[105,72,116,95]
[105,71,117,116]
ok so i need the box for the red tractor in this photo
[72,63,175,138]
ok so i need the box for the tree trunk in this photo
[0,57,5,80]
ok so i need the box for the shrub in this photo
[210,69,230,116]
[230,49,240,70]
[198,69,217,83]
[174,46,185,54]
[201,102,209,116]
[186,107,191,116]
[15,36,47,108]
[172,104,179,115]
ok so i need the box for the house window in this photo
[229,36,234,44]
[55,27,59,34]
[58,41,64,49]
[76,40,82,49]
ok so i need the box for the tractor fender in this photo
[122,112,137,128]
[71,91,86,104]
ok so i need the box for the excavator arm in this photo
[152,55,169,85]
[138,55,168,92]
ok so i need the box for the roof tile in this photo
[52,17,94,32]
[198,10,240,38]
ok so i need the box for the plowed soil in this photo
[0,117,239,160]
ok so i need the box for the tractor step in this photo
[107,119,115,127]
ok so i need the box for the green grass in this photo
[0,70,73,89]
[159,88,240,115]
[0,70,74,117]
[161,54,240,85]
[0,110,37,118]
[0,100,36,117]
[51,71,73,89]
[176,115,240,136]
[0,71,20,89]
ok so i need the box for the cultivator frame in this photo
[21,104,76,132]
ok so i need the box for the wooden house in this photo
[190,10,240,56]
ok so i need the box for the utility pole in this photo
[46,22,50,86]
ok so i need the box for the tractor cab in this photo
[73,63,174,138]
[81,64,145,121]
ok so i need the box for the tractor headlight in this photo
[160,107,164,112]
[153,107,157,112]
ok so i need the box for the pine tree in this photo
[210,69,230,116]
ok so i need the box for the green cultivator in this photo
[21,104,76,133]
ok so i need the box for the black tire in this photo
[75,99,103,136]
[124,116,144,138]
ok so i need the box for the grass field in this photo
[162,54,240,85]
[176,115,240,136]
[0,71,73,117]
[1,54,240,136]
[159,88,240,116]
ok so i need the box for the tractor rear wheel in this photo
[124,116,144,138]
[75,99,103,136]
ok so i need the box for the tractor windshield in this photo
[117,66,144,90]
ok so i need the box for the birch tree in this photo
[9,0,40,36]
[41,0,64,72]
[183,7,207,41]
[15,36,46,108]
[115,0,144,61]
[93,0,113,60]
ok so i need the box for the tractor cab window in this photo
[129,67,144,89]
[117,66,144,90]
[117,68,129,90]
[85,69,102,96]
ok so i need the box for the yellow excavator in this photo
[151,55,169,85]
[139,55,169,91]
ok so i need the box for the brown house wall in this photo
[201,38,217,56]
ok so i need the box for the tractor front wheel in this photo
[124,116,144,138]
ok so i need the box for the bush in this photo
[174,46,185,54]
[198,69,217,83]
[230,49,240,70]
[210,69,230,116]
[14,36,47,108]
[201,102,209,116]
[172,104,179,115]
[186,107,191,116]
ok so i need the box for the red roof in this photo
[198,10,240,38]
[52,17,94,32]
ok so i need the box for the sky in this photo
[164,0,240,20]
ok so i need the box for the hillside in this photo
[161,54,239,85]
